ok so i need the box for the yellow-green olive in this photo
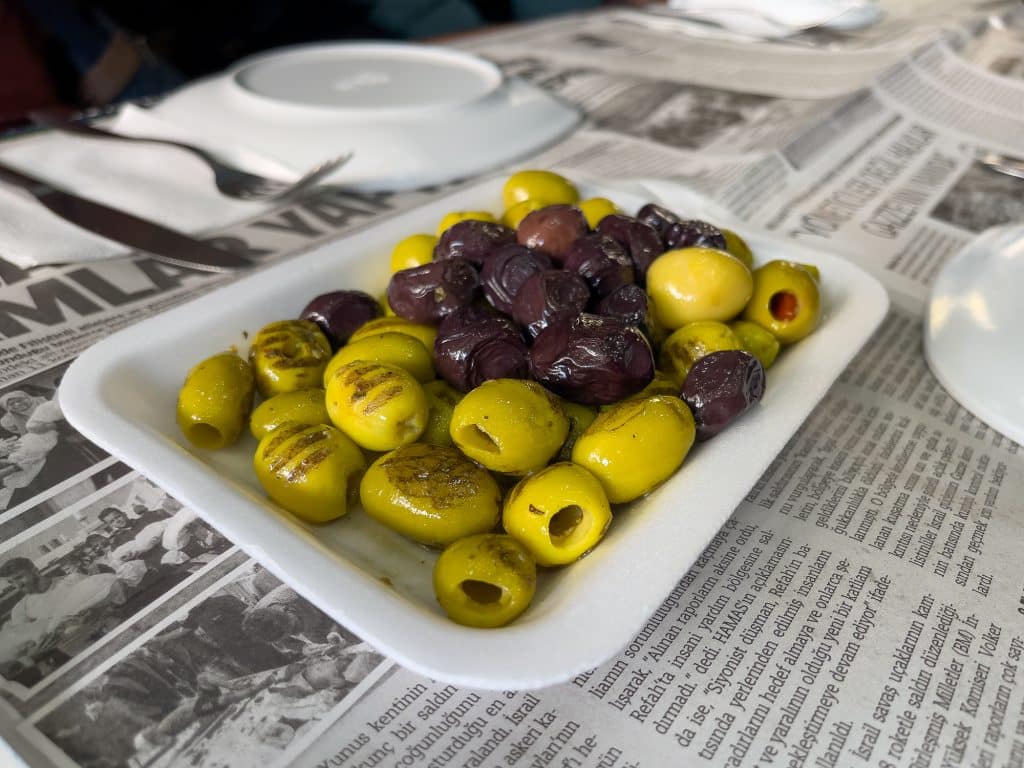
[577,197,620,229]
[422,380,463,447]
[326,361,428,451]
[325,332,434,384]
[659,321,742,384]
[731,320,780,369]
[449,379,568,475]
[436,210,497,236]
[572,396,696,503]
[249,320,332,398]
[360,444,502,547]
[501,199,546,229]
[348,317,437,352]
[502,170,579,209]
[502,462,612,566]
[433,533,536,627]
[254,422,366,523]
[557,400,597,460]
[721,228,754,269]
[611,369,680,406]
[250,388,330,440]
[176,351,254,450]
[390,233,437,273]
[742,260,822,345]
[646,247,753,329]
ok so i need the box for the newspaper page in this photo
[1,6,1023,768]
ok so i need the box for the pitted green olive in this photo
[325,361,428,451]
[743,260,822,345]
[659,321,742,384]
[249,320,332,398]
[177,352,255,450]
[325,332,434,384]
[422,380,463,447]
[250,388,330,440]
[731,320,780,369]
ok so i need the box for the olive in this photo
[434,220,516,267]
[659,321,742,384]
[511,269,590,338]
[325,332,434,384]
[421,380,463,446]
[563,234,635,298]
[250,388,330,440]
[449,379,568,475]
[433,533,536,628]
[593,283,665,348]
[360,444,501,547]
[501,199,547,229]
[731,320,780,369]
[434,306,529,393]
[557,400,597,461]
[300,290,382,350]
[637,202,683,243]
[502,462,612,566]
[572,395,696,503]
[349,317,437,352]
[624,369,683,401]
[436,210,497,237]
[254,423,366,523]
[515,205,589,262]
[721,228,754,269]
[646,247,753,329]
[595,214,664,283]
[479,244,552,316]
[665,219,727,251]
[177,352,254,450]
[386,258,479,324]
[529,314,655,405]
[325,361,428,451]
[249,320,333,398]
[502,170,579,209]
[390,233,438,272]
[681,350,765,441]
[742,260,821,344]
[577,197,620,228]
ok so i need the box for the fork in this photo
[29,110,352,202]
[977,151,1024,182]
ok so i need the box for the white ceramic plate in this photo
[925,224,1024,446]
[60,177,889,689]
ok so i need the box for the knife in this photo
[0,161,252,273]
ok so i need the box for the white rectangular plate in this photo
[60,177,889,690]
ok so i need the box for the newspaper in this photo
[2,5,1024,768]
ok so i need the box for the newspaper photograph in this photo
[1,4,1024,768]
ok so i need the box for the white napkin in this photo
[0,104,293,269]
[662,0,883,37]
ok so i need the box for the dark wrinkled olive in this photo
[300,290,382,349]
[595,214,664,283]
[434,306,529,392]
[434,220,516,267]
[516,204,589,263]
[387,258,479,324]
[563,234,635,298]
[511,269,590,338]
[594,283,655,338]
[637,203,683,243]
[665,219,727,251]
[529,313,655,405]
[681,350,765,441]
[480,244,552,315]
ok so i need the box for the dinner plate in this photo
[925,224,1024,446]
[60,177,889,689]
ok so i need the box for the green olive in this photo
[433,534,536,628]
[422,380,463,447]
[360,444,502,547]
[250,388,330,440]
[557,400,598,460]
[502,170,579,209]
[502,462,612,566]
[249,320,332,398]
[254,422,366,523]
[176,351,255,450]
[659,321,742,384]
[742,260,822,344]
[577,197,620,228]
[721,228,754,269]
[646,247,753,330]
[348,316,437,352]
[325,361,428,451]
[436,210,497,237]
[390,233,437,273]
[731,320,780,369]
[572,396,696,503]
[325,332,434,384]
[449,379,569,475]
[501,199,547,229]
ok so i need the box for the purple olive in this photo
[595,214,664,283]
[480,244,552,316]
[300,290,382,349]
[563,234,635,298]
[666,219,727,251]
[529,313,655,405]
[681,350,765,441]
[637,203,683,244]
[434,306,528,392]
[594,284,649,328]
[387,258,479,324]
[434,220,516,267]
[516,205,589,263]
[511,269,590,338]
